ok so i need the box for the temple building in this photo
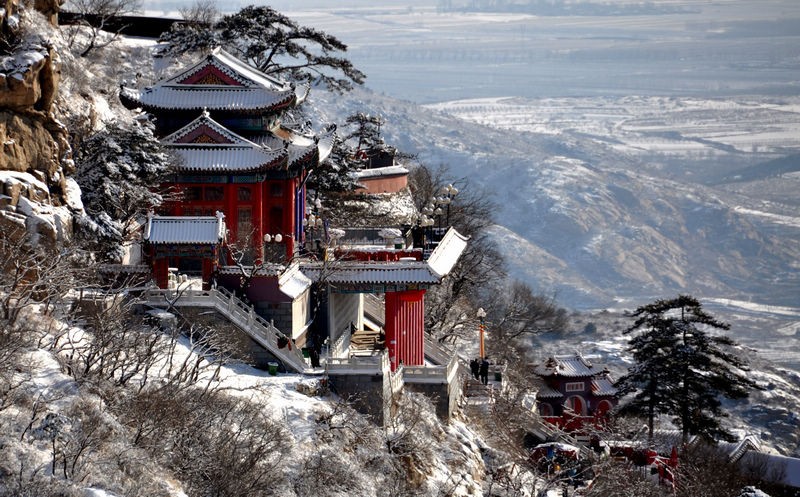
[533,353,617,429]
[121,48,335,265]
[120,48,468,422]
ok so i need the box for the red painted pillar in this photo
[384,290,426,371]
[153,258,169,289]
[284,178,296,258]
[225,183,236,243]
[201,258,213,290]
[254,182,264,262]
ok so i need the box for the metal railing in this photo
[141,287,309,373]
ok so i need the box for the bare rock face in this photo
[0,45,60,113]
[33,0,64,26]
[0,111,69,181]
[0,5,75,251]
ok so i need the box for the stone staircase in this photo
[349,326,384,353]
[139,287,314,374]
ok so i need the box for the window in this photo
[184,186,202,201]
[237,206,252,234]
[269,206,283,233]
[270,183,283,197]
[565,382,585,392]
[204,186,224,201]
[238,186,252,201]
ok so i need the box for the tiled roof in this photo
[249,125,337,166]
[145,213,226,244]
[536,383,564,399]
[120,86,296,113]
[300,228,469,285]
[301,261,440,284]
[120,48,297,112]
[591,377,617,396]
[355,165,409,179]
[279,263,312,299]
[163,113,288,173]
[427,227,469,278]
[534,354,602,378]
[169,146,287,173]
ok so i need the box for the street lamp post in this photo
[438,183,459,226]
[477,307,487,358]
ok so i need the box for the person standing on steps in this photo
[479,357,490,385]
[470,358,479,380]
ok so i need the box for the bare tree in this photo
[64,0,142,57]
[486,281,568,341]
[178,0,218,27]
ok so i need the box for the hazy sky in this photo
[137,1,800,102]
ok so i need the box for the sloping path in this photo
[140,287,313,374]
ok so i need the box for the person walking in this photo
[479,357,490,385]
[470,358,479,380]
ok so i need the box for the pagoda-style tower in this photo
[120,48,306,137]
[120,48,334,265]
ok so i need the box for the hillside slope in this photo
[308,89,800,314]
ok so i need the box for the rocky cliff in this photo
[0,0,76,248]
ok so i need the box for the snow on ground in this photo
[705,298,800,319]
[426,95,800,158]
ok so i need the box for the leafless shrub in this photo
[582,460,670,497]
[118,388,288,497]
[386,392,445,489]
[674,443,765,497]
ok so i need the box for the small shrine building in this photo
[534,353,617,429]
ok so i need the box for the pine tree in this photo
[308,141,361,194]
[158,6,365,93]
[75,120,175,261]
[615,295,758,442]
[343,112,384,153]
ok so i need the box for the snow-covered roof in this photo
[301,228,468,285]
[535,382,564,399]
[218,264,282,277]
[354,165,409,180]
[534,353,603,378]
[301,261,441,285]
[427,227,469,278]
[250,124,337,166]
[120,48,297,113]
[279,263,312,299]
[590,377,617,396]
[144,213,226,244]
[162,113,288,173]
[738,452,800,488]
[717,434,762,462]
